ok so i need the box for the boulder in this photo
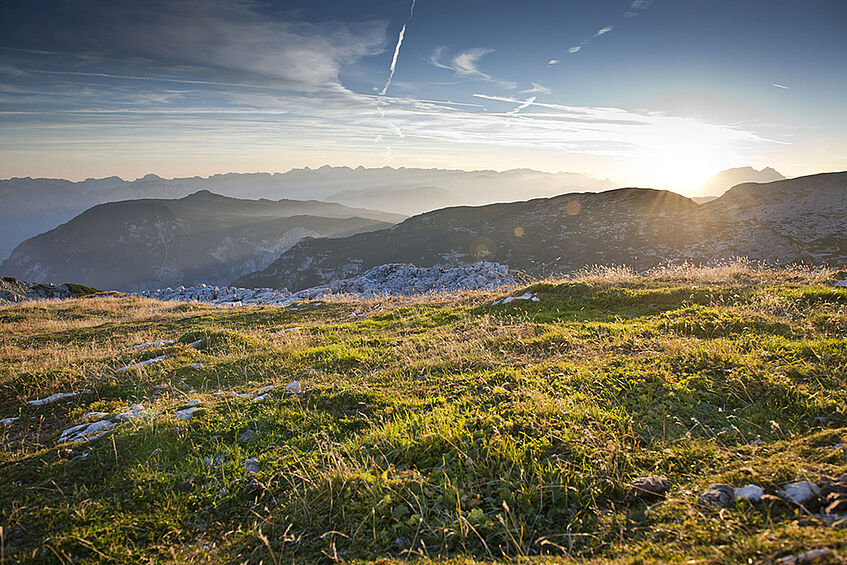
[698,484,735,507]
[624,475,670,503]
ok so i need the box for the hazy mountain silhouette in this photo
[0,191,402,291]
[0,167,612,261]
[697,166,785,196]
[237,172,847,291]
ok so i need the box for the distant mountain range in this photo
[0,191,401,291]
[0,166,612,260]
[698,166,785,196]
[236,172,847,291]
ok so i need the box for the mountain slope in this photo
[0,191,401,291]
[697,166,785,196]
[235,188,702,291]
[692,171,847,264]
[237,172,847,291]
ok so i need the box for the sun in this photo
[651,144,729,192]
[634,118,739,194]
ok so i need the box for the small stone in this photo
[188,363,203,370]
[698,484,735,507]
[735,484,764,502]
[285,381,302,395]
[779,481,820,505]
[624,475,670,503]
[238,430,256,443]
[206,454,227,467]
[178,477,196,492]
[776,548,835,564]
[244,457,260,475]
[175,406,202,420]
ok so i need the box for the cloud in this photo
[625,0,654,17]
[2,0,386,91]
[430,47,516,88]
[547,59,559,65]
[565,0,655,56]
[519,82,552,95]
[0,0,776,180]
[772,83,791,90]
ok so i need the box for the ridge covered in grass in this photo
[1,264,846,563]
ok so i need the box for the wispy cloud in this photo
[430,47,516,88]
[2,0,386,91]
[772,83,791,90]
[625,0,655,17]
[566,1,656,55]
[519,82,552,95]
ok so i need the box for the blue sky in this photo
[1,0,845,191]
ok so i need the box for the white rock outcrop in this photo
[133,262,515,306]
[28,392,78,406]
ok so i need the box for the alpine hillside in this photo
[236,172,847,291]
[0,191,402,291]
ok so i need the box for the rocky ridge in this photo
[134,262,514,306]
[0,277,99,304]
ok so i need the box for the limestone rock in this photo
[735,484,765,502]
[624,475,670,503]
[244,457,260,475]
[698,484,735,507]
[775,548,836,564]
[779,481,820,505]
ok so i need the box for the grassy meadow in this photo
[1,263,846,564]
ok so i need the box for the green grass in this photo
[0,274,845,564]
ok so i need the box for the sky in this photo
[0,0,846,192]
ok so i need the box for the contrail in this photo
[508,96,536,116]
[380,0,416,96]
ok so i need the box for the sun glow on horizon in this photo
[631,118,748,193]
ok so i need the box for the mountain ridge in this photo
[697,166,785,196]
[236,172,847,291]
[0,166,612,260]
